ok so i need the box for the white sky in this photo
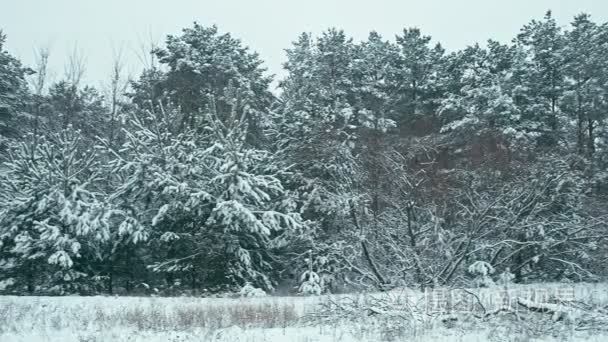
[2,0,608,91]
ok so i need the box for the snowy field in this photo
[2,283,608,342]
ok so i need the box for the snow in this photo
[2,283,608,341]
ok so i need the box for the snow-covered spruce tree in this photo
[298,250,324,295]
[109,96,303,293]
[0,129,109,294]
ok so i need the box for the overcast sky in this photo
[2,0,608,91]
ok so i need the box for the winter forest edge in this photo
[1,10,608,297]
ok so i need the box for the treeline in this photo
[1,11,607,295]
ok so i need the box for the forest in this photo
[1,10,607,296]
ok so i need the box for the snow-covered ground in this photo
[2,283,608,341]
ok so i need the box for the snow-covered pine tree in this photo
[0,31,32,154]
[394,27,444,126]
[561,13,608,156]
[279,29,361,228]
[106,103,208,292]
[109,93,304,292]
[276,29,364,291]
[0,128,109,294]
[150,23,274,142]
[203,95,303,291]
[514,10,567,146]
[439,43,519,141]
[45,82,108,142]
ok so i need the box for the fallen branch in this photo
[516,297,580,323]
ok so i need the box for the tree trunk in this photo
[107,255,114,295]
[587,118,595,155]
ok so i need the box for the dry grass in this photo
[2,283,608,341]
[0,296,300,334]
